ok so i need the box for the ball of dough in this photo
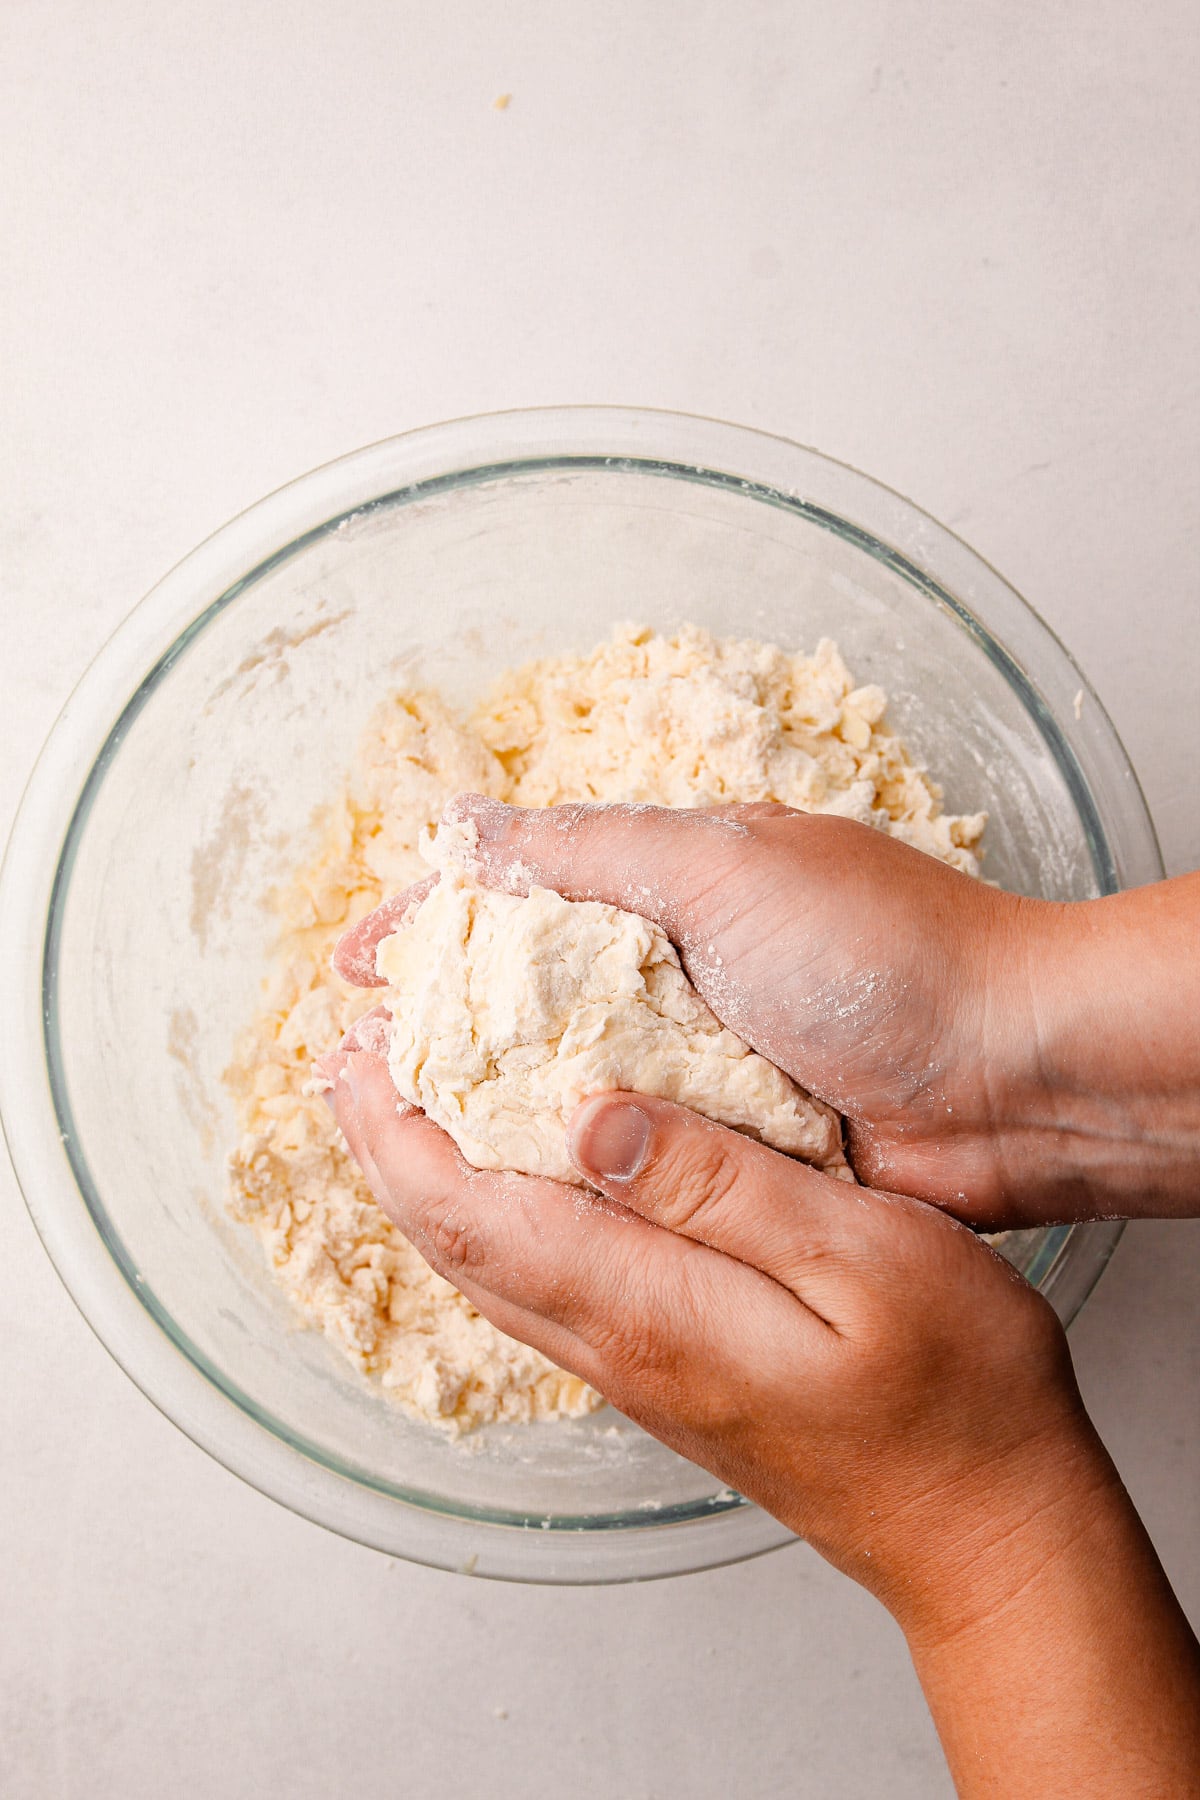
[374,836,848,1186]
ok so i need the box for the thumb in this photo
[444,793,772,937]
[566,1091,870,1324]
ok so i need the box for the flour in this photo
[225,623,984,1433]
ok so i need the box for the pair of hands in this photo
[325,797,1094,1597]
[320,795,1200,1794]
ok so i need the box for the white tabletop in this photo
[3,5,1197,1795]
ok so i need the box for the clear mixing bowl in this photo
[0,408,1163,1582]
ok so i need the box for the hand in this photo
[317,1046,1087,1616]
[317,1053,1200,1796]
[337,797,1200,1228]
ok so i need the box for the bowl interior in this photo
[45,453,1125,1539]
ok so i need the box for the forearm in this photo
[901,1427,1200,1797]
[994,873,1200,1220]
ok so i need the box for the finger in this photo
[322,1051,597,1368]
[332,873,439,985]
[323,1047,683,1327]
[442,792,769,937]
[338,1005,393,1055]
[318,1049,593,1373]
[568,1091,886,1324]
[320,1050,813,1406]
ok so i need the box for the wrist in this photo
[980,885,1200,1221]
[892,1407,1117,1652]
[897,1416,1200,1796]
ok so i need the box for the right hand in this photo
[318,1046,1200,1800]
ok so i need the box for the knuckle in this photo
[585,1313,658,1392]
[578,1250,676,1387]
[416,1189,490,1280]
[577,1252,762,1447]
[721,801,795,825]
[780,1229,842,1291]
[652,1132,743,1234]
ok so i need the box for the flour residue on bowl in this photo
[225,623,985,1434]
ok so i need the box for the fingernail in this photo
[340,1009,393,1056]
[569,1096,652,1182]
[448,792,512,842]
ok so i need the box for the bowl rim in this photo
[0,406,1161,1582]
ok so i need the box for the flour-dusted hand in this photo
[316,1051,1200,1798]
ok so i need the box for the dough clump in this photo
[225,624,985,1433]
[377,825,848,1184]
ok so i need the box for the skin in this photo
[321,796,1200,1796]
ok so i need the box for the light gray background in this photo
[2,4,1197,1796]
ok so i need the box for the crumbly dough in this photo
[378,825,849,1183]
[226,624,984,1434]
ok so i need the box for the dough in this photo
[225,624,985,1433]
[377,824,849,1183]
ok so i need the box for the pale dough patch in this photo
[378,825,849,1183]
[225,624,985,1433]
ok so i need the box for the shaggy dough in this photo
[225,624,985,1433]
[378,826,848,1183]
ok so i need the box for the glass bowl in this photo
[0,408,1163,1583]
